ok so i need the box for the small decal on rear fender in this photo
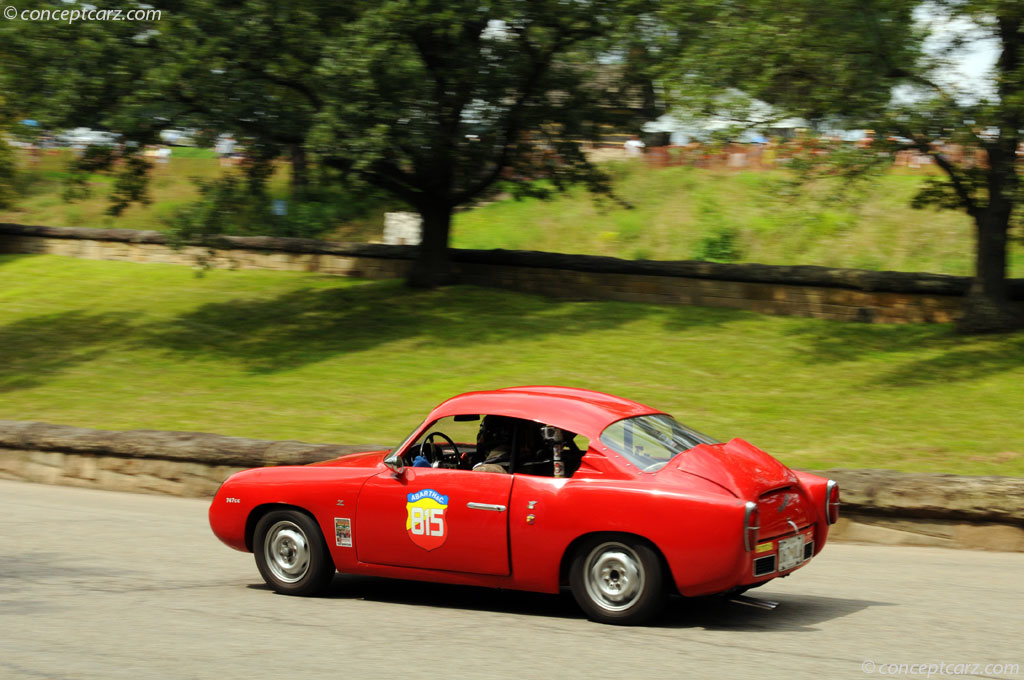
[334,517,353,547]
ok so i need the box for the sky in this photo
[919,6,999,101]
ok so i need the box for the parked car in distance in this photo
[209,386,840,624]
[54,127,121,148]
[158,128,198,147]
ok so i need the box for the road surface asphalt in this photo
[1,479,1021,680]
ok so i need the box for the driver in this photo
[473,415,516,473]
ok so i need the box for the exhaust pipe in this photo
[729,594,780,610]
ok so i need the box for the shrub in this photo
[163,173,386,244]
[693,226,743,262]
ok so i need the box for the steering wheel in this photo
[423,431,461,468]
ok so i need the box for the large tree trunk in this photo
[406,202,455,288]
[960,14,1024,333]
[958,209,1019,333]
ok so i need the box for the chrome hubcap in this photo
[583,542,644,612]
[264,520,310,584]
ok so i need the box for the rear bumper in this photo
[673,520,827,597]
[741,525,816,584]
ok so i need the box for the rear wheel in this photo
[569,537,666,625]
[253,510,335,596]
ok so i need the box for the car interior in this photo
[400,414,586,477]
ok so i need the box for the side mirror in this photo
[384,455,405,476]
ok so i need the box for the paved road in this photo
[2,480,1022,680]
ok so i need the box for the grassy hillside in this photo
[2,254,1022,476]
[0,150,388,240]
[1,149,224,231]
[453,162,1024,277]
[3,152,1020,277]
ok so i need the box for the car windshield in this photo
[389,420,426,458]
[599,414,718,472]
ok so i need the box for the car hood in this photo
[668,438,798,499]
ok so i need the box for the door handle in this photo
[467,502,506,512]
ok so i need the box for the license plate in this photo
[778,535,804,571]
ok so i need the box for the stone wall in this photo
[0,225,413,280]
[5,223,1022,323]
[0,419,384,498]
[1,419,1022,551]
[819,469,1024,552]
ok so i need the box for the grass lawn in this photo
[2,254,1022,476]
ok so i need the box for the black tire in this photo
[569,536,666,625]
[253,510,335,596]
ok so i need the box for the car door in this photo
[356,467,513,575]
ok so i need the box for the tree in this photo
[134,0,357,190]
[885,0,1024,333]
[666,0,1021,332]
[310,0,636,286]
[2,0,640,287]
[0,0,351,191]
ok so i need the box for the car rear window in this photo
[600,414,718,472]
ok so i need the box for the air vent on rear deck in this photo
[753,555,776,577]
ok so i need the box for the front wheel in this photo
[253,510,335,596]
[569,537,666,625]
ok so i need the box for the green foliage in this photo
[0,135,16,209]
[165,174,333,243]
[312,1,636,205]
[660,0,923,125]
[62,145,152,215]
[163,169,392,249]
[911,176,972,213]
[779,141,892,206]
[693,226,742,263]
[107,155,154,215]
[61,146,114,202]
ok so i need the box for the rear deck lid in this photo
[674,438,798,499]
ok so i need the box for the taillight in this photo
[743,501,760,551]
[826,480,840,525]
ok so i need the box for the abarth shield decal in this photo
[405,489,449,551]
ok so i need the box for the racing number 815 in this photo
[410,507,444,536]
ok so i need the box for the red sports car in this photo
[209,386,839,624]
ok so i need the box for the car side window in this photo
[402,415,589,478]
[405,415,482,470]
[513,426,589,479]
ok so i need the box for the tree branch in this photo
[322,156,422,205]
[453,31,567,204]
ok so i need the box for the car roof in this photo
[426,386,662,438]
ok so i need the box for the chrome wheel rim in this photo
[583,542,645,612]
[264,520,310,584]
